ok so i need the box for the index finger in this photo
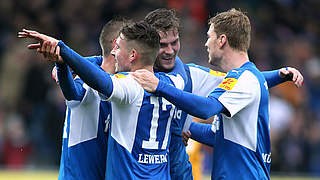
[18,32,44,42]
[22,29,39,34]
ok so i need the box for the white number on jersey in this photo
[142,97,175,150]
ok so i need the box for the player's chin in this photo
[161,57,175,66]
[160,62,175,72]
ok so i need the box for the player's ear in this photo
[219,34,227,48]
[129,49,138,63]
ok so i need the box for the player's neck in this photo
[131,65,154,73]
[131,58,154,73]
[101,56,115,74]
[224,50,249,72]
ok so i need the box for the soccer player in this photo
[21,21,185,179]
[133,9,302,179]
[19,18,128,180]
[20,9,303,180]
[143,8,303,180]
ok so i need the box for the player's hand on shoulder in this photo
[279,67,303,88]
[132,69,159,92]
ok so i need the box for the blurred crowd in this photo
[0,0,319,176]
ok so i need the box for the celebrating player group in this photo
[18,8,303,180]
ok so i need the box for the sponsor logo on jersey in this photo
[231,70,240,74]
[209,69,226,76]
[115,74,127,79]
[218,78,237,91]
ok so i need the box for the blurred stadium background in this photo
[0,0,320,179]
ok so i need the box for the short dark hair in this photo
[144,8,180,33]
[209,8,251,52]
[121,21,160,66]
[99,17,131,56]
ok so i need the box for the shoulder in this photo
[186,63,226,77]
[219,68,260,92]
[112,72,130,79]
[225,68,246,79]
[156,72,184,90]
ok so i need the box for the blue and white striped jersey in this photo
[170,58,283,135]
[102,72,184,180]
[207,62,271,179]
[58,79,109,180]
[155,61,271,179]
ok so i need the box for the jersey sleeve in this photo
[65,80,97,108]
[56,62,86,102]
[189,121,216,147]
[183,64,225,131]
[155,80,225,120]
[58,41,114,98]
[100,74,144,104]
[85,56,103,66]
[261,70,287,88]
[209,70,260,117]
[187,64,225,96]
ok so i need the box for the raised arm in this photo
[55,62,85,101]
[156,80,225,119]
[57,41,113,98]
[133,69,226,119]
[262,67,303,88]
[18,29,87,101]
[18,29,114,98]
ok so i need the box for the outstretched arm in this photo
[57,41,113,98]
[18,29,114,98]
[133,69,226,119]
[262,67,303,88]
[156,80,225,119]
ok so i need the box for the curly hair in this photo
[144,8,180,33]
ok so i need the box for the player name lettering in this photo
[138,153,168,164]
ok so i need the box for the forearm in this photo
[58,41,113,97]
[156,81,225,119]
[56,63,84,101]
[85,56,103,66]
[262,70,286,88]
[189,122,215,147]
